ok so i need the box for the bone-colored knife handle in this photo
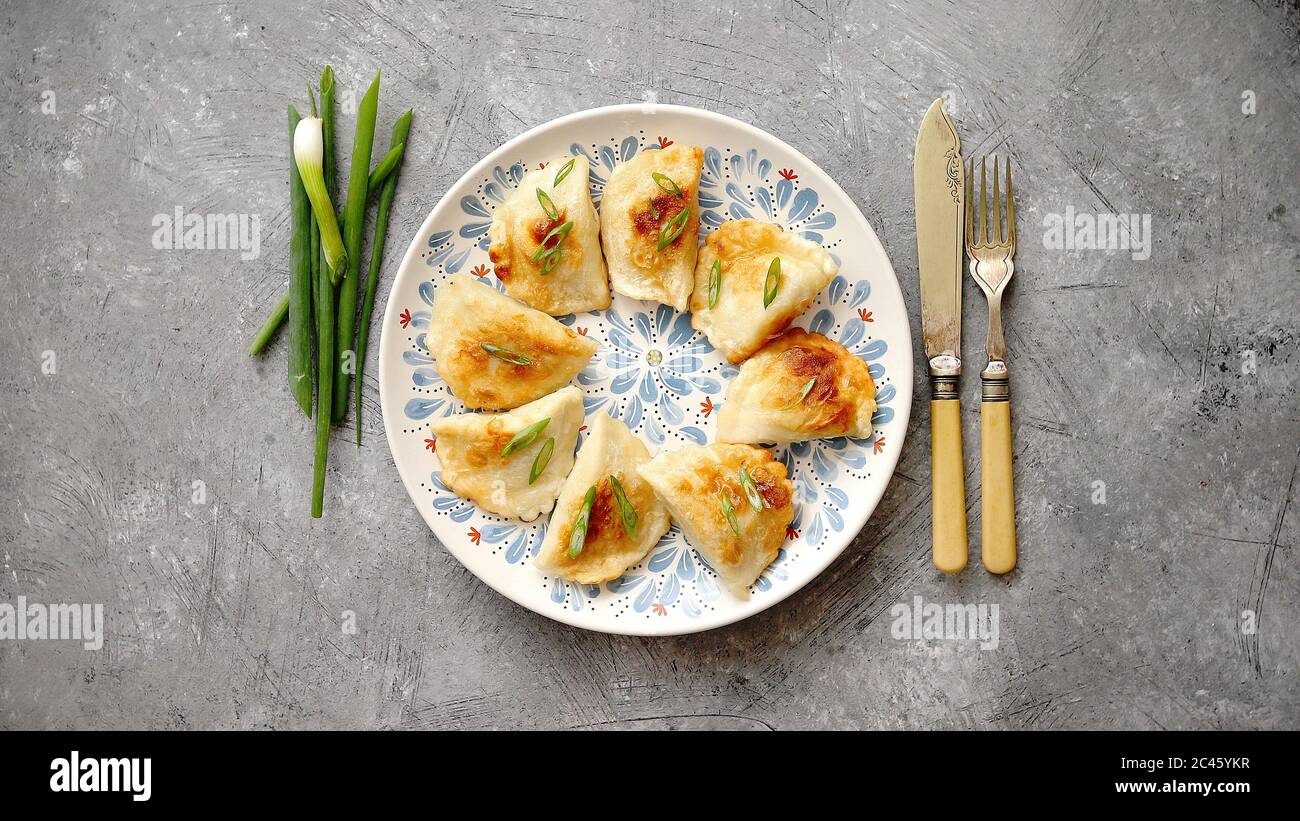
[980,364,1017,574]
[930,396,968,573]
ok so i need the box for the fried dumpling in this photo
[487,155,611,315]
[637,443,794,597]
[533,413,671,584]
[717,329,877,445]
[690,219,838,364]
[428,386,584,521]
[599,144,703,310]
[428,274,599,410]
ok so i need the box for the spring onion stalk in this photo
[367,142,405,193]
[248,290,289,356]
[312,224,335,518]
[332,71,381,423]
[306,88,319,324]
[355,110,412,444]
[294,116,346,279]
[287,104,313,416]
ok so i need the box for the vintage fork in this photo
[965,156,1017,574]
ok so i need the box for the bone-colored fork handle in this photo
[980,364,1017,574]
[930,392,968,574]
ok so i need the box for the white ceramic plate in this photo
[379,104,912,635]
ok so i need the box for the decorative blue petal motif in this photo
[404,398,443,420]
[460,196,490,219]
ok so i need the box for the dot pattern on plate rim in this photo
[391,126,901,628]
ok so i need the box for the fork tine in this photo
[991,154,1002,243]
[1004,156,1016,249]
[964,157,974,247]
[978,156,988,245]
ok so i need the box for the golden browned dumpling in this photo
[717,329,876,444]
[599,144,703,310]
[428,274,598,410]
[533,413,671,584]
[487,155,610,315]
[690,219,838,364]
[637,443,794,597]
[428,386,584,521]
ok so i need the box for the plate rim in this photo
[378,103,913,636]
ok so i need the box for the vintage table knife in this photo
[914,98,968,573]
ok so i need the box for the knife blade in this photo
[915,98,964,367]
[913,98,968,574]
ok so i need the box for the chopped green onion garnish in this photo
[481,343,532,366]
[553,158,576,187]
[500,417,550,457]
[529,220,574,263]
[738,468,763,512]
[540,253,560,275]
[568,484,597,558]
[652,171,683,197]
[763,257,781,308]
[529,437,555,484]
[657,206,691,251]
[721,493,741,537]
[783,377,817,410]
[707,259,722,309]
[536,188,559,220]
[608,474,637,536]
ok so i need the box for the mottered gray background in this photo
[1,0,1297,729]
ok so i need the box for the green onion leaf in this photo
[536,188,559,220]
[783,377,817,410]
[763,257,781,308]
[553,158,576,187]
[500,417,550,458]
[568,484,597,558]
[608,474,638,536]
[652,171,683,197]
[738,468,763,512]
[481,343,532,366]
[529,437,555,484]
[529,220,574,263]
[721,493,741,537]
[707,259,722,309]
[657,206,691,251]
[540,253,560,276]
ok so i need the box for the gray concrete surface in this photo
[1,0,1297,730]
